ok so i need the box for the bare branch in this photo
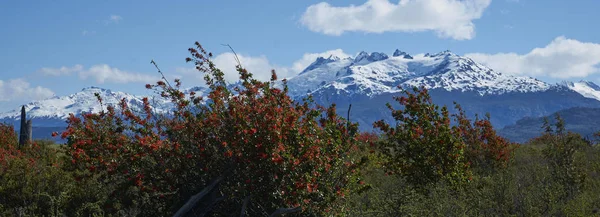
[269,206,302,217]
[173,175,224,217]
[239,196,251,217]
[150,59,173,89]
[221,44,242,68]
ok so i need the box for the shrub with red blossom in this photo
[453,104,517,173]
[0,123,20,170]
[60,42,364,216]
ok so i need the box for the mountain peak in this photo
[354,51,369,60]
[432,50,455,57]
[353,51,389,64]
[423,50,456,58]
[558,80,600,102]
[578,80,600,89]
[300,56,342,74]
[392,49,413,59]
[81,86,110,92]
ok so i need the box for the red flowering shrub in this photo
[61,42,363,216]
[374,87,471,188]
[453,104,516,172]
[0,123,20,171]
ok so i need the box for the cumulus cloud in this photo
[175,67,207,85]
[79,64,158,84]
[40,64,159,84]
[177,49,352,83]
[466,36,600,78]
[300,0,492,40]
[0,79,55,101]
[38,64,83,76]
[212,53,292,82]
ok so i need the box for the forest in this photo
[1,43,599,217]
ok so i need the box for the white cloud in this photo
[109,15,122,23]
[466,36,600,78]
[38,64,83,76]
[0,79,55,101]
[175,67,207,85]
[79,64,158,84]
[300,0,492,40]
[211,53,292,82]
[40,64,159,84]
[178,49,352,83]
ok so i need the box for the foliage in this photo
[539,114,587,201]
[454,104,517,174]
[373,87,472,188]
[0,123,75,216]
[345,115,600,216]
[1,43,599,216]
[58,42,364,216]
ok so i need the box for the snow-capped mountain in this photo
[2,49,600,140]
[0,87,172,126]
[285,49,600,130]
[560,80,600,101]
[287,50,550,98]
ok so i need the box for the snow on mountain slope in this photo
[3,49,600,129]
[288,49,551,98]
[401,53,550,95]
[561,81,600,101]
[0,87,172,122]
[286,55,354,97]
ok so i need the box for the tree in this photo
[373,87,471,189]
[555,113,566,135]
[542,117,553,133]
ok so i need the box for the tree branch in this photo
[268,206,302,217]
[150,59,173,89]
[173,175,225,217]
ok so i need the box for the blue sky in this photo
[1,0,600,111]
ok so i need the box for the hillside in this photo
[499,107,600,143]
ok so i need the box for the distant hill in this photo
[499,107,600,143]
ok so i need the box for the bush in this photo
[59,42,365,216]
[453,104,517,174]
[373,87,472,188]
[0,123,75,216]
